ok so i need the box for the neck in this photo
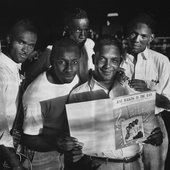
[4,49,13,60]
[46,68,62,84]
[127,49,138,64]
[94,73,115,91]
[99,81,113,91]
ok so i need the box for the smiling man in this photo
[121,13,170,170]
[66,37,163,170]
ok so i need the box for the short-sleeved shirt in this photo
[23,72,79,135]
[68,77,142,159]
[22,72,79,169]
[0,52,21,148]
[120,48,170,114]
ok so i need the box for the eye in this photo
[111,59,119,65]
[17,40,24,45]
[140,34,148,39]
[129,32,136,39]
[75,28,81,33]
[72,59,79,65]
[28,44,35,50]
[98,57,105,62]
[56,60,65,65]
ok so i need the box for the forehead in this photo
[133,23,152,34]
[98,44,121,57]
[70,18,89,28]
[13,27,37,40]
[16,31,37,42]
[53,46,80,59]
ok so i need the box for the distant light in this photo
[107,13,119,17]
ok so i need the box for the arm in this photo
[22,133,82,154]
[129,79,170,109]
[156,93,170,109]
[143,127,163,146]
[22,133,56,152]
[0,145,23,170]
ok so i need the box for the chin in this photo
[63,79,74,83]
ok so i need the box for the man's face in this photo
[127,23,154,55]
[10,29,37,63]
[69,18,90,46]
[52,46,80,84]
[94,45,121,83]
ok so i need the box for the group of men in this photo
[0,7,169,170]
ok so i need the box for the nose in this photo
[22,44,29,53]
[65,62,72,72]
[79,30,87,39]
[134,34,141,42]
[104,60,111,69]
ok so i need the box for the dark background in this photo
[0,0,170,169]
[1,0,170,39]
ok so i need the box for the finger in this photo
[73,155,83,162]
[64,136,78,142]
[117,67,125,72]
[151,127,161,134]
[149,139,163,146]
[131,79,145,83]
[143,138,163,146]
[72,153,84,162]
[147,132,163,141]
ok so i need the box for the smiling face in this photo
[127,22,154,55]
[50,43,80,84]
[93,44,121,86]
[9,27,37,63]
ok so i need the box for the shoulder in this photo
[148,49,169,63]
[85,38,95,48]
[23,72,46,102]
[71,81,90,94]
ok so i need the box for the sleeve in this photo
[155,56,170,113]
[23,101,43,135]
[157,57,170,99]
[0,68,14,147]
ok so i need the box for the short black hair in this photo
[9,18,38,39]
[50,38,81,63]
[64,7,89,27]
[125,13,156,37]
[94,36,123,55]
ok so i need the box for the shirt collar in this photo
[88,73,120,92]
[141,47,149,60]
[125,47,149,62]
[0,52,21,73]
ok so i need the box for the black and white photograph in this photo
[0,0,170,170]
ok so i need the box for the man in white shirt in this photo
[0,19,37,169]
[22,38,83,170]
[120,13,170,170]
[66,37,163,170]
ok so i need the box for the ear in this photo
[62,26,69,37]
[6,34,12,45]
[92,54,95,64]
[148,33,155,44]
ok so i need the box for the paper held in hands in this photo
[66,90,158,158]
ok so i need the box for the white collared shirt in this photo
[120,48,170,114]
[0,52,22,147]
[69,77,142,159]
